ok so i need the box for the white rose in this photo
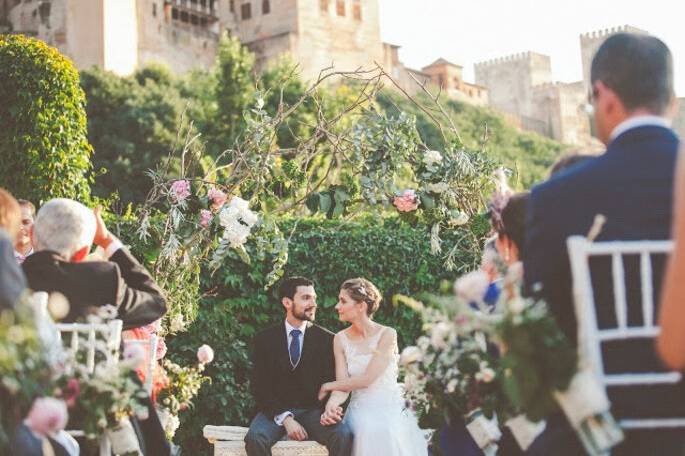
[430,321,452,349]
[508,297,526,315]
[423,150,443,166]
[476,367,496,383]
[446,379,458,393]
[400,346,423,366]
[454,270,490,303]
[448,210,470,227]
[229,196,250,212]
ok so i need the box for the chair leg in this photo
[99,435,111,456]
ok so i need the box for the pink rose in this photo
[25,397,68,436]
[393,189,420,212]
[170,180,191,202]
[197,344,214,365]
[156,338,168,360]
[63,378,80,409]
[207,187,228,211]
[200,209,213,228]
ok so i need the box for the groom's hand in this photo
[283,416,308,441]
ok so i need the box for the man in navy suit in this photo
[524,33,681,455]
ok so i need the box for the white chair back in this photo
[123,335,158,395]
[55,319,123,373]
[567,235,684,429]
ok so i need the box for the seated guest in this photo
[0,188,26,310]
[22,199,166,329]
[14,199,35,263]
[548,153,595,178]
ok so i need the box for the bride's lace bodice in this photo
[339,328,404,408]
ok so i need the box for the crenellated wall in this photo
[579,25,647,88]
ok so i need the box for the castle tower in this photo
[579,25,648,89]
[474,51,552,118]
[223,0,384,81]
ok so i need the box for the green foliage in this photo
[80,66,194,204]
[376,90,568,188]
[0,35,92,203]
[214,33,256,147]
[161,215,483,453]
[497,299,577,422]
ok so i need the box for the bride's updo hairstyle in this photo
[341,278,382,317]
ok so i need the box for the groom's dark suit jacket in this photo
[524,125,683,451]
[250,322,336,418]
[22,248,166,330]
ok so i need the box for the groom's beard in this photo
[293,306,316,322]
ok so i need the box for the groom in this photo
[245,276,354,456]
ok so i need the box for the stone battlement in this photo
[580,25,644,41]
[474,51,544,68]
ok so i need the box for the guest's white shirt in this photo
[610,115,672,142]
[274,319,309,426]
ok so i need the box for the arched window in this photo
[262,0,270,14]
[336,0,345,16]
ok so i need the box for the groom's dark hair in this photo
[591,33,674,115]
[278,276,314,301]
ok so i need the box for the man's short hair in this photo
[591,33,674,115]
[278,276,314,301]
[0,188,20,235]
[17,199,36,217]
[33,199,96,259]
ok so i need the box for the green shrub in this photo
[166,215,484,454]
[0,35,92,203]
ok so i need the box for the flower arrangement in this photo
[156,344,214,439]
[0,298,56,450]
[494,269,624,455]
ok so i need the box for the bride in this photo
[318,278,428,456]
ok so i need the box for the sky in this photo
[378,0,684,96]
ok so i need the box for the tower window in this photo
[336,0,345,16]
[172,7,178,19]
[229,0,234,12]
[320,0,328,13]
[241,2,251,20]
[152,2,157,17]
[190,14,198,25]
[262,0,270,14]
[352,1,361,20]
[180,10,189,22]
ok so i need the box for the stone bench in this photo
[203,425,329,456]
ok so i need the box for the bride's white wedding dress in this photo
[340,328,428,456]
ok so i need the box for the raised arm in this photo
[320,328,396,395]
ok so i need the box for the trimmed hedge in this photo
[166,216,486,453]
[0,35,92,203]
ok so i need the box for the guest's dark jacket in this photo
[0,229,26,309]
[22,247,166,330]
[524,125,681,421]
[251,322,336,417]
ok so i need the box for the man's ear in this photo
[282,297,292,312]
[70,246,90,263]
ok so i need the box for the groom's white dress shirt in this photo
[609,115,672,142]
[274,319,309,426]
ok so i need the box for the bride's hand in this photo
[318,382,331,401]
[320,404,344,426]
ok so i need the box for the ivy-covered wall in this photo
[164,216,488,453]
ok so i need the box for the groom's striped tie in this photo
[289,329,302,368]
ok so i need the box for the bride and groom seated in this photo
[245,276,427,456]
